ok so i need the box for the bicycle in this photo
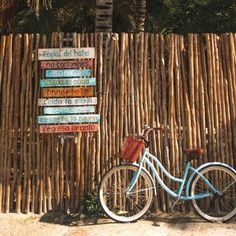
[99,125,236,223]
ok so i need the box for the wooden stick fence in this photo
[0,32,235,214]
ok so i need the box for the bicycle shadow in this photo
[40,210,114,227]
[40,211,236,229]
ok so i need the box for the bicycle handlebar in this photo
[141,125,164,137]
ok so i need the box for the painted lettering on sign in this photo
[42,87,94,97]
[41,59,93,69]
[43,106,95,114]
[38,48,95,60]
[38,97,97,106]
[39,124,99,133]
[45,69,91,78]
[40,78,96,87]
[38,114,100,124]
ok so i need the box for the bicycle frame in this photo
[126,148,219,201]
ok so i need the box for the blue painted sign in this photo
[40,78,96,87]
[45,69,91,78]
[43,106,95,114]
[38,97,97,106]
[38,114,100,124]
[38,48,95,60]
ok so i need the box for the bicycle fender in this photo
[122,162,157,195]
[185,162,236,197]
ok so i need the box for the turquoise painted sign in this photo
[38,97,97,106]
[45,69,91,78]
[38,114,100,124]
[43,106,95,114]
[40,78,96,87]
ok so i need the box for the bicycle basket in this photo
[120,136,145,162]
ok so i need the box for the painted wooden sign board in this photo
[38,47,95,60]
[38,114,100,124]
[45,69,91,78]
[41,59,93,69]
[38,97,97,106]
[42,87,94,97]
[39,124,99,133]
[40,78,96,87]
[43,106,95,114]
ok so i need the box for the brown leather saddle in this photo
[183,148,205,161]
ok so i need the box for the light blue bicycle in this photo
[99,125,236,222]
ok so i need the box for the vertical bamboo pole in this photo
[3,34,13,213]
[0,35,6,213]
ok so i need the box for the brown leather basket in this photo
[120,136,145,162]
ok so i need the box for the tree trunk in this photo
[95,0,113,32]
[136,0,146,32]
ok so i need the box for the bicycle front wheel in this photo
[191,165,236,222]
[99,164,154,222]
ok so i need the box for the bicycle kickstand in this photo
[170,197,181,213]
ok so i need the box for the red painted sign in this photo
[42,87,94,97]
[39,124,99,133]
[41,59,93,69]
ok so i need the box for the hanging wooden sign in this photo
[38,114,100,124]
[42,87,94,97]
[39,123,99,133]
[40,78,96,87]
[45,69,91,78]
[38,47,95,60]
[43,106,95,114]
[41,59,93,69]
[38,97,97,106]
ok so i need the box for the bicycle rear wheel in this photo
[99,164,154,222]
[191,165,236,222]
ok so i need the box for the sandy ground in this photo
[0,212,235,236]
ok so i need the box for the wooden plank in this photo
[38,97,97,106]
[38,47,95,60]
[40,59,93,69]
[39,124,99,133]
[43,106,95,114]
[45,69,91,78]
[38,114,100,124]
[42,87,94,97]
[40,78,96,87]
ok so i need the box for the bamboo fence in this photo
[0,32,235,214]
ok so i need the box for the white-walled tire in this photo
[99,165,153,222]
[191,165,236,222]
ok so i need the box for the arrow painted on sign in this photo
[39,124,99,133]
[38,97,97,106]
[40,78,96,87]
[45,69,91,78]
[42,87,94,97]
[43,106,95,114]
[38,114,100,124]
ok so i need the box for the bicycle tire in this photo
[191,164,236,222]
[99,164,154,222]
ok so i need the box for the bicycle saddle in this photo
[183,148,205,160]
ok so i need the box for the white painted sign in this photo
[38,97,97,106]
[38,48,95,60]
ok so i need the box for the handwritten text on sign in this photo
[38,114,100,124]
[43,106,95,114]
[41,59,93,69]
[38,97,97,106]
[38,48,95,60]
[40,78,96,87]
[39,124,99,133]
[45,69,91,78]
[42,87,94,97]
